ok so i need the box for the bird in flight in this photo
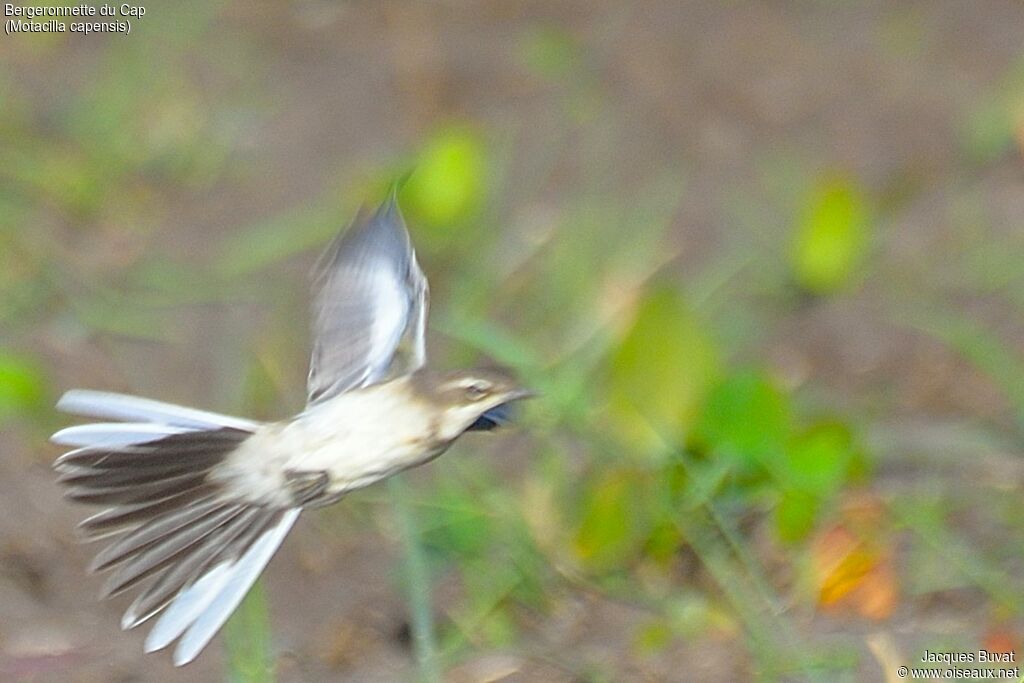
[51,195,531,665]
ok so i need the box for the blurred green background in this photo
[2,2,1024,682]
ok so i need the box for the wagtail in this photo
[51,195,531,665]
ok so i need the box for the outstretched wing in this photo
[53,390,300,666]
[306,195,428,404]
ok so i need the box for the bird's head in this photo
[416,367,533,441]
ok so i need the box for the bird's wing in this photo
[53,391,301,666]
[306,195,429,404]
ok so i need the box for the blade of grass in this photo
[892,495,1018,611]
[223,580,275,683]
[389,476,443,683]
[905,308,1024,433]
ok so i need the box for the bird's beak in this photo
[466,388,535,432]
[506,387,537,402]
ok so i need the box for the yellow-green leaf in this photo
[790,175,870,294]
[0,351,46,422]
[573,468,650,573]
[607,286,720,457]
[401,128,485,235]
[775,488,819,543]
[634,620,672,655]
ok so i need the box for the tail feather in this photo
[123,507,265,629]
[90,498,228,572]
[63,470,212,506]
[56,428,252,469]
[77,487,219,540]
[57,456,206,488]
[53,390,300,666]
[100,505,249,598]
[53,423,194,448]
[171,509,299,665]
[57,389,259,432]
[144,561,237,653]
[142,510,298,657]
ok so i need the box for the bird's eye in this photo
[463,381,490,400]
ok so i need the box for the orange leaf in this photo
[982,625,1019,656]
[812,518,897,619]
[815,527,870,607]
[854,561,897,620]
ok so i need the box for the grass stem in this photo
[224,580,275,683]
[389,476,443,683]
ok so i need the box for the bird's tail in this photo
[52,390,300,666]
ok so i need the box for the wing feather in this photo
[306,195,428,403]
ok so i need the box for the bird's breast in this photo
[284,389,442,491]
[214,384,444,505]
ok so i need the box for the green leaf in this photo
[783,421,858,499]
[773,421,864,543]
[692,370,791,474]
[644,520,684,563]
[775,489,819,543]
[790,174,870,294]
[401,128,486,236]
[607,286,720,457]
[0,351,47,422]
